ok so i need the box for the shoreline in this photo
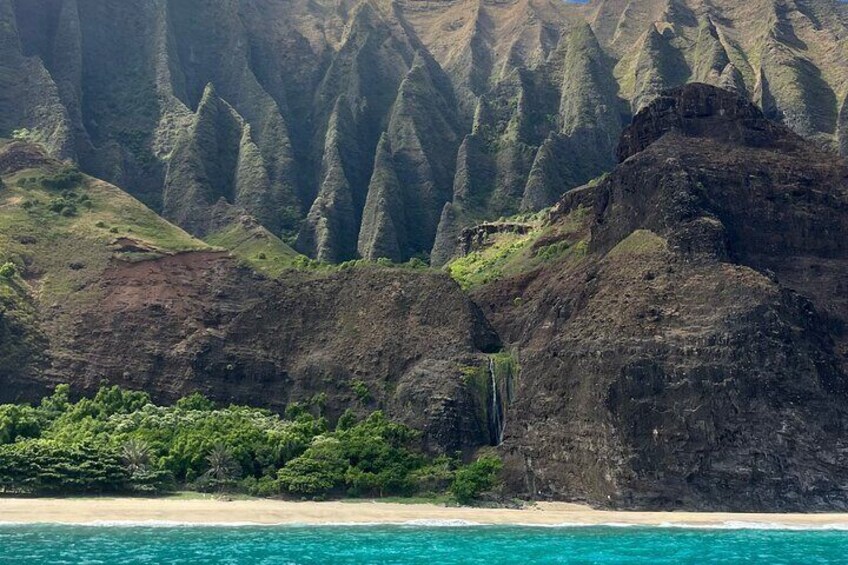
[1,498,848,530]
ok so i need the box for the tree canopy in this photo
[0,385,501,503]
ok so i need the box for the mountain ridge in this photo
[2,0,846,264]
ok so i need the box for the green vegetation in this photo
[606,229,667,258]
[0,161,208,304]
[205,221,299,278]
[449,232,536,289]
[450,456,503,504]
[350,379,372,404]
[0,262,16,279]
[206,220,431,279]
[11,128,44,146]
[0,385,502,503]
[42,165,84,191]
[0,270,46,375]
[0,156,432,286]
[446,207,591,290]
[491,351,519,385]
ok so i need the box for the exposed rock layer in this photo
[473,84,848,511]
[51,257,500,455]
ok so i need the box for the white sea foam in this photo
[0,519,488,528]
[656,521,848,531]
[2,519,848,531]
[515,522,637,529]
[399,519,488,527]
[520,521,848,531]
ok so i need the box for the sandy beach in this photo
[1,498,847,529]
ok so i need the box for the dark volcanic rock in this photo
[473,84,848,511]
[839,92,848,158]
[616,83,790,163]
[38,253,500,456]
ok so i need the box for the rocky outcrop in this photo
[472,84,848,510]
[430,202,462,267]
[357,135,407,262]
[42,254,500,455]
[162,83,297,238]
[522,23,623,211]
[165,0,300,230]
[297,99,363,263]
[691,16,730,87]
[628,26,691,113]
[356,51,462,262]
[296,2,415,262]
[382,53,462,257]
[616,83,790,162]
[163,85,243,235]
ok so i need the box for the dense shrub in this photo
[0,440,127,494]
[450,456,503,504]
[277,436,347,495]
[42,167,83,191]
[0,385,501,502]
[0,404,43,444]
[0,262,16,279]
[48,196,78,217]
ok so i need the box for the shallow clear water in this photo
[1,524,847,564]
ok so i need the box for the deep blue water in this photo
[1,524,847,564]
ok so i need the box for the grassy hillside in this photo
[0,141,316,291]
[205,219,301,278]
[0,145,209,305]
[446,207,591,291]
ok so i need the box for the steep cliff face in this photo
[1,0,845,264]
[469,84,848,510]
[4,67,848,508]
[0,0,74,159]
[0,140,501,456]
[839,91,848,157]
[161,84,297,237]
[49,256,500,454]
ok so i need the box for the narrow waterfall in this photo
[488,357,505,446]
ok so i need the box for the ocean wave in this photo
[399,519,488,527]
[0,519,488,528]
[657,521,848,531]
[2,519,847,531]
[517,521,848,531]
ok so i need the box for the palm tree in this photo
[203,443,241,491]
[121,438,150,476]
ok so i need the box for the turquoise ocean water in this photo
[1,524,847,564]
